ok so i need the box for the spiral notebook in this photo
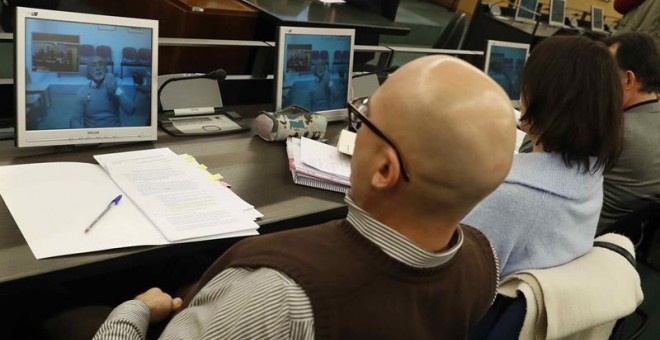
[286,137,350,193]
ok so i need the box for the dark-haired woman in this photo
[463,36,624,276]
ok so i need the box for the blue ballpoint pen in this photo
[84,194,123,233]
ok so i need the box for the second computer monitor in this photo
[549,0,566,27]
[591,6,605,32]
[515,0,538,23]
[275,26,355,122]
[484,40,530,109]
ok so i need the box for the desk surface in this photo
[0,116,348,295]
[241,0,410,36]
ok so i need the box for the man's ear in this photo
[623,70,636,90]
[370,148,402,189]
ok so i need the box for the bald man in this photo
[92,56,516,340]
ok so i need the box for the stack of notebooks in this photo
[286,137,351,193]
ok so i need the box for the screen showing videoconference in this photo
[487,46,527,101]
[24,18,152,130]
[281,33,352,112]
[518,0,537,20]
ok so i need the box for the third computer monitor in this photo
[549,0,566,27]
[515,0,539,23]
[591,6,605,32]
[484,40,530,109]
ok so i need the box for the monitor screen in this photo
[484,40,530,108]
[14,7,158,147]
[591,6,605,32]
[515,0,538,23]
[275,26,355,122]
[549,0,566,27]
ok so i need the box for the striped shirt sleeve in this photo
[92,267,315,340]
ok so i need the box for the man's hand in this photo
[135,287,183,323]
[105,73,118,96]
[132,72,144,86]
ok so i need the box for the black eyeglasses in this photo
[347,97,411,182]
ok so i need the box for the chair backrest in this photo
[433,12,467,50]
[79,44,94,64]
[95,45,112,63]
[600,199,660,269]
[137,48,151,65]
[122,47,137,63]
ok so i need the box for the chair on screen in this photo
[95,45,114,74]
[79,44,94,66]
[120,47,137,78]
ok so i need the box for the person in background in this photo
[613,0,660,46]
[70,56,134,128]
[80,55,516,340]
[463,35,624,277]
[598,32,660,233]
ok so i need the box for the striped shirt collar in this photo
[345,195,463,268]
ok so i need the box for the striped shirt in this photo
[93,195,465,340]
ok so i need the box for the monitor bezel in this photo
[274,26,355,121]
[591,6,605,32]
[14,7,159,148]
[483,40,530,109]
[548,0,566,28]
[514,0,539,24]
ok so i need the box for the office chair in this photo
[120,47,137,78]
[78,44,95,66]
[137,48,152,66]
[470,234,645,340]
[599,199,660,270]
[95,45,114,74]
[433,12,468,50]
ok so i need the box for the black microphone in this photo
[157,69,227,113]
[352,65,400,79]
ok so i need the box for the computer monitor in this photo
[549,0,566,27]
[591,6,605,32]
[275,26,355,122]
[484,40,530,109]
[515,0,538,23]
[14,7,158,148]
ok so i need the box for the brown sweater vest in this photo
[183,219,497,339]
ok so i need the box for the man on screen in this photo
[70,56,135,128]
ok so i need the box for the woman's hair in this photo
[520,35,623,173]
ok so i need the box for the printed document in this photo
[0,148,260,259]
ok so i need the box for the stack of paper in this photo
[0,148,261,259]
[286,137,351,193]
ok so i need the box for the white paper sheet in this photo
[300,137,351,180]
[94,148,261,241]
[0,149,261,259]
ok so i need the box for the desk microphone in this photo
[157,69,227,113]
[352,65,400,79]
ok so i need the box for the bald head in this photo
[351,56,515,222]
